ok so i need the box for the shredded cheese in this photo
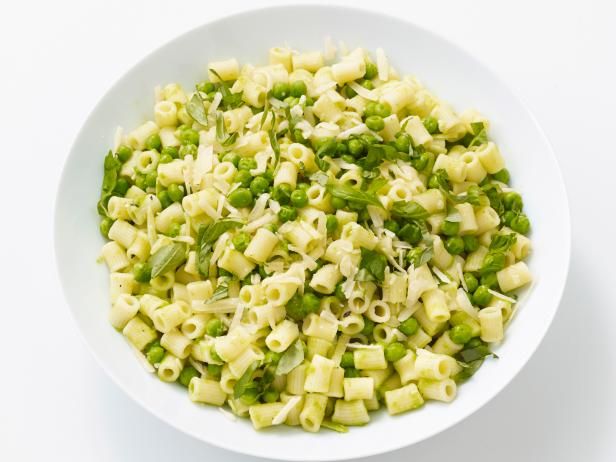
[209,92,222,114]
[230,303,245,330]
[192,298,239,313]
[324,36,337,61]
[348,82,378,101]
[376,48,389,81]
[330,334,350,365]
[129,342,155,373]
[432,266,451,284]
[457,262,467,292]
[271,396,302,425]
[487,289,517,304]
[337,123,370,139]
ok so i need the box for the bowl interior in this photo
[55,5,570,461]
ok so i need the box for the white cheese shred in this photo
[432,266,451,284]
[376,48,389,81]
[272,396,302,425]
[487,289,518,304]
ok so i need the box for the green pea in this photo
[290,189,308,208]
[398,223,422,245]
[206,318,225,337]
[364,62,378,80]
[207,363,222,379]
[167,222,181,237]
[465,337,485,349]
[344,367,360,378]
[502,210,516,227]
[394,134,411,153]
[348,138,365,157]
[218,268,232,278]
[178,144,197,158]
[463,273,479,293]
[222,152,240,167]
[493,168,510,184]
[238,157,257,171]
[286,293,306,321]
[179,128,199,146]
[441,220,460,236]
[334,283,346,300]
[240,387,259,405]
[342,85,357,99]
[133,262,152,283]
[385,342,406,362]
[262,169,275,184]
[373,102,392,118]
[360,133,378,146]
[428,174,441,190]
[445,236,465,255]
[290,80,307,97]
[411,153,430,171]
[422,116,439,134]
[463,235,480,253]
[326,215,339,234]
[449,324,473,345]
[264,350,282,364]
[472,285,492,307]
[134,174,147,191]
[116,145,133,163]
[293,129,307,144]
[161,146,179,159]
[336,141,349,157]
[503,192,523,212]
[263,388,280,403]
[272,183,293,205]
[341,154,356,163]
[145,133,162,151]
[302,292,321,314]
[341,352,355,368]
[210,346,222,363]
[383,219,399,234]
[157,190,172,209]
[232,232,251,252]
[179,366,199,387]
[278,205,297,223]
[398,317,419,336]
[364,102,378,117]
[511,214,530,234]
[167,183,185,202]
[159,153,173,164]
[271,82,290,100]
[250,176,270,196]
[481,272,499,289]
[331,197,347,210]
[99,217,114,238]
[197,81,216,94]
[483,252,506,272]
[145,343,165,364]
[235,169,253,187]
[361,79,374,90]
[361,317,375,336]
[305,96,315,106]
[365,115,385,131]
[114,177,130,196]
[228,188,254,208]
[144,171,157,189]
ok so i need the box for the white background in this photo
[1,0,615,460]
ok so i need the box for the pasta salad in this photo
[97,44,532,432]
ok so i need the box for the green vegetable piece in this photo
[272,82,290,100]
[383,219,400,234]
[235,169,252,188]
[472,285,492,307]
[445,236,465,255]
[197,81,215,94]
[206,318,225,337]
[302,292,321,314]
[480,252,506,275]
[365,115,385,131]
[263,389,280,403]
[145,133,162,151]
[238,157,257,171]
[186,92,209,126]
[272,183,293,205]
[359,247,388,282]
[347,138,365,156]
[157,189,171,209]
[178,144,197,158]
[116,145,133,163]
[390,200,429,220]
[228,187,254,208]
[99,217,114,238]
[162,146,179,159]
[463,235,480,253]
[326,182,383,208]
[159,153,173,164]
[361,317,375,336]
[167,183,185,202]
[398,317,419,336]
[145,343,165,364]
[341,352,355,368]
[290,188,308,208]
[326,215,339,234]
[278,205,297,223]
[250,176,270,195]
[232,232,251,252]
[331,197,347,210]
[423,116,439,134]
[480,272,499,289]
[179,366,199,387]
[398,223,422,245]
[394,133,411,153]
[234,360,260,399]
[132,262,152,283]
[179,128,199,146]
[441,220,459,236]
[503,192,523,212]
[286,293,306,321]
[463,273,479,293]
[222,152,240,167]
[167,222,181,237]
[492,168,510,184]
[148,242,188,279]
[207,363,222,379]
[385,342,406,362]
[264,350,281,364]
[290,80,307,97]
[449,325,473,345]
[511,214,530,234]
[344,367,361,378]
[276,340,304,375]
[144,171,157,189]
[364,62,378,80]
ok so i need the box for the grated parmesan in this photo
[192,298,239,314]
[337,123,370,139]
[487,289,517,304]
[348,81,378,101]
[209,92,222,114]
[330,334,351,365]
[432,266,451,284]
[376,48,389,81]
[457,262,467,291]
[271,396,302,425]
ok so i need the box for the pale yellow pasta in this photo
[268,47,292,71]
[431,235,454,270]
[332,399,370,426]
[456,203,479,235]
[406,327,432,349]
[128,121,158,150]
[306,337,333,360]
[100,241,129,272]
[478,306,504,342]
[476,141,505,173]
[327,367,345,398]
[244,228,278,263]
[161,328,192,358]
[214,327,251,362]
[266,320,300,353]
[309,264,342,294]
[299,393,328,432]
[433,154,466,183]
[431,331,464,356]
[354,346,387,370]
[218,248,256,279]
[418,378,457,402]
[109,272,135,303]
[122,316,157,350]
[464,246,489,272]
[286,364,308,395]
[384,383,424,415]
[496,261,532,292]
[157,354,183,382]
[338,313,364,335]
[302,313,338,342]
[286,143,317,172]
[127,231,150,262]
[414,349,456,380]
[292,51,324,72]
[460,151,488,183]
[155,203,185,234]
[366,300,391,323]
[235,131,269,156]
[208,58,240,82]
[394,350,418,384]
[213,161,237,183]
[304,355,335,393]
[274,161,299,188]
[421,288,450,323]
[135,150,159,174]
[265,282,298,306]
[109,294,140,329]
[181,313,211,339]
[248,402,286,430]
[343,377,374,401]
[152,301,191,333]
[341,222,378,249]
[413,189,445,214]
[475,206,501,234]
[229,347,264,378]
[154,101,178,127]
[157,159,184,187]
[189,377,227,406]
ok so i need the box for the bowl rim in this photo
[54,4,571,460]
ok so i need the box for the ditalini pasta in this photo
[96,44,533,433]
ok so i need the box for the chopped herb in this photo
[390,201,429,220]
[326,182,383,208]
[276,340,304,375]
[186,90,209,126]
[148,242,188,279]
[359,247,388,282]
[233,361,259,399]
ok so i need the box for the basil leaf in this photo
[221,132,238,147]
[186,92,209,126]
[354,268,374,282]
[197,250,212,278]
[390,201,429,220]
[453,359,484,383]
[481,183,504,215]
[276,340,304,375]
[207,278,230,303]
[366,176,388,194]
[407,245,434,267]
[199,219,243,247]
[314,154,330,172]
[321,420,349,433]
[489,233,517,252]
[269,127,280,167]
[233,361,260,399]
[260,102,270,130]
[209,68,243,110]
[326,182,383,208]
[458,344,497,363]
[98,150,121,217]
[359,247,388,282]
[148,242,188,279]
[467,122,488,148]
[215,112,225,141]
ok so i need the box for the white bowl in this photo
[55,5,570,461]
